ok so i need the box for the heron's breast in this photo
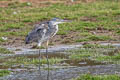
[51,25,58,37]
[45,25,58,39]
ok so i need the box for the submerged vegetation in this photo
[3,56,64,66]
[1,44,119,68]
[0,44,120,78]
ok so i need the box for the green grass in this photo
[31,58,63,65]
[0,70,11,77]
[96,52,120,63]
[82,44,114,48]
[0,1,120,44]
[0,38,5,43]
[0,47,14,54]
[69,52,91,60]
[69,44,120,63]
[4,57,64,66]
[73,74,120,80]
[76,35,112,42]
[87,35,112,41]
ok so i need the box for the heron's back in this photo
[25,22,58,44]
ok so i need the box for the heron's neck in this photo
[49,22,58,28]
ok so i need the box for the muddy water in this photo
[61,59,107,67]
[1,64,120,80]
[5,44,82,55]
[26,52,69,59]
[4,42,120,55]
[0,52,119,80]
[1,43,120,80]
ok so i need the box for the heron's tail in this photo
[25,35,30,44]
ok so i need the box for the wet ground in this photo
[0,43,120,80]
[1,64,120,80]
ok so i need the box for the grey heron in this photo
[25,18,70,46]
[25,18,70,79]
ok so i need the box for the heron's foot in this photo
[32,45,45,49]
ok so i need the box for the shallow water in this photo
[1,43,120,80]
[1,64,120,80]
[61,59,107,67]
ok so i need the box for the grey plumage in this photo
[25,18,70,46]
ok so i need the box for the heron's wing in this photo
[33,21,49,31]
[26,23,48,43]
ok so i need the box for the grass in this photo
[0,38,5,43]
[96,52,120,63]
[76,35,112,42]
[69,52,91,60]
[73,74,120,80]
[0,70,11,77]
[82,44,114,48]
[0,47,14,54]
[8,2,32,8]
[69,44,120,63]
[0,1,120,44]
[31,58,63,65]
[87,35,112,41]
[4,56,64,66]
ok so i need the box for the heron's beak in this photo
[62,20,72,23]
[57,19,72,24]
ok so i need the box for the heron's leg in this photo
[46,40,49,65]
[38,49,41,75]
[46,40,49,80]
[38,42,42,75]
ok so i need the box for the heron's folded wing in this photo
[26,23,47,42]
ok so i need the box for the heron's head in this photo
[50,18,71,25]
